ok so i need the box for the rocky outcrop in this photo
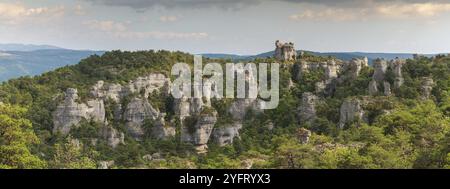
[53,88,106,135]
[373,59,388,82]
[228,98,260,121]
[124,97,165,140]
[298,92,317,124]
[346,57,368,80]
[90,73,170,102]
[274,40,297,61]
[212,123,242,146]
[383,81,391,96]
[390,58,405,88]
[368,80,379,95]
[369,58,405,96]
[98,161,114,169]
[339,98,366,129]
[100,126,124,148]
[181,111,218,153]
[421,77,434,99]
[151,117,176,140]
[297,128,311,144]
[126,73,171,98]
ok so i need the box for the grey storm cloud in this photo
[83,0,450,10]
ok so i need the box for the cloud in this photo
[159,15,179,22]
[0,3,65,25]
[288,1,450,21]
[84,20,127,32]
[290,8,369,21]
[83,0,259,10]
[375,3,450,18]
[83,19,208,40]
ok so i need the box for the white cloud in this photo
[83,19,208,40]
[290,2,450,22]
[0,3,65,25]
[376,3,450,18]
[84,20,127,32]
[290,8,369,21]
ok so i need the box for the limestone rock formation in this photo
[100,126,124,148]
[383,81,391,96]
[297,128,311,144]
[151,117,176,140]
[124,98,164,140]
[339,98,366,129]
[181,111,218,153]
[390,58,406,88]
[228,98,260,120]
[212,123,242,146]
[373,59,388,82]
[274,40,297,61]
[368,58,405,96]
[123,97,165,140]
[346,57,368,80]
[127,73,171,98]
[53,88,106,135]
[98,161,114,169]
[298,92,317,124]
[421,77,434,99]
[368,80,379,95]
[90,73,170,102]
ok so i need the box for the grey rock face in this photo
[98,161,114,169]
[369,58,405,96]
[383,81,391,96]
[53,88,106,135]
[274,40,297,61]
[347,58,367,80]
[297,128,312,144]
[325,60,338,80]
[298,92,317,124]
[100,126,124,148]
[151,117,176,140]
[421,77,434,99]
[373,59,388,82]
[124,97,164,140]
[127,73,171,98]
[228,98,260,121]
[339,98,365,129]
[181,111,218,153]
[212,123,242,146]
[90,73,170,102]
[368,80,379,95]
[391,58,406,88]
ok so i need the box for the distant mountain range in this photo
[0,43,444,82]
[0,44,104,81]
[0,43,63,52]
[202,50,439,64]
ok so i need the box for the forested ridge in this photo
[0,50,449,169]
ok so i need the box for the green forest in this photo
[0,50,449,169]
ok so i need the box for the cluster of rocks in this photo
[53,70,263,153]
[368,58,405,96]
[53,73,173,148]
[420,77,434,99]
[294,57,369,96]
[298,92,318,124]
[274,40,297,61]
[338,98,367,129]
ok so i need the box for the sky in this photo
[1,0,450,55]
